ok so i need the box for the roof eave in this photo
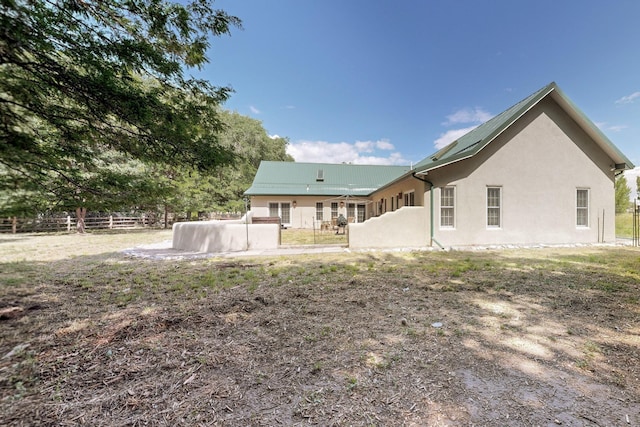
[549,89,635,170]
[415,83,557,175]
[417,82,635,174]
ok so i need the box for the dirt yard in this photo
[0,232,638,426]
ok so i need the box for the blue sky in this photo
[200,0,640,194]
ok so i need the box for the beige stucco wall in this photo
[426,97,616,247]
[348,207,428,248]
[172,221,279,253]
[369,179,425,216]
[249,195,369,229]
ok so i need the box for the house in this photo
[244,162,412,228]
[245,82,634,248]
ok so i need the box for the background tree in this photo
[1,0,241,228]
[615,174,631,214]
[161,110,294,221]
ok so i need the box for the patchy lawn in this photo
[280,227,348,246]
[617,212,636,239]
[0,232,639,426]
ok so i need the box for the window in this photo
[268,202,279,218]
[347,203,356,219]
[440,186,455,228]
[268,202,291,225]
[487,187,501,228]
[357,204,366,222]
[331,202,338,219]
[316,202,323,221]
[404,191,415,207]
[280,202,291,224]
[577,189,589,227]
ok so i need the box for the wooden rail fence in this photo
[0,215,150,234]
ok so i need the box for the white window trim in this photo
[576,188,590,228]
[440,186,456,229]
[315,202,324,222]
[268,201,291,226]
[486,186,502,229]
[404,190,416,207]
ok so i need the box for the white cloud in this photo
[376,139,395,150]
[615,91,640,104]
[354,140,374,152]
[350,139,395,153]
[433,126,478,150]
[433,108,492,150]
[249,105,261,114]
[268,134,280,139]
[624,166,640,201]
[443,107,493,125]
[286,139,407,165]
[595,122,628,133]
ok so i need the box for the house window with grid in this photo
[331,202,338,219]
[347,203,356,220]
[487,187,501,228]
[316,202,323,221]
[268,202,279,218]
[268,202,291,225]
[576,189,589,227]
[440,186,455,228]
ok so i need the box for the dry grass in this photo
[280,227,348,246]
[0,231,639,426]
[617,212,636,238]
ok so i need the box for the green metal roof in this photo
[245,161,412,196]
[414,82,634,174]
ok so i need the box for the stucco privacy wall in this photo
[429,97,616,246]
[172,221,279,253]
[349,207,429,249]
[370,179,425,216]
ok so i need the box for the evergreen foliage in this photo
[1,0,241,218]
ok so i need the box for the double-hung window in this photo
[576,189,589,227]
[440,186,455,228]
[316,202,323,221]
[331,202,338,219]
[487,187,501,228]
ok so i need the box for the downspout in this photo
[412,172,445,249]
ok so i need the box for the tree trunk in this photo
[164,204,169,229]
[76,207,87,233]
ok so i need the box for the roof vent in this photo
[316,169,324,181]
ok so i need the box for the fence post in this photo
[67,216,71,232]
[12,216,17,234]
[109,215,113,229]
